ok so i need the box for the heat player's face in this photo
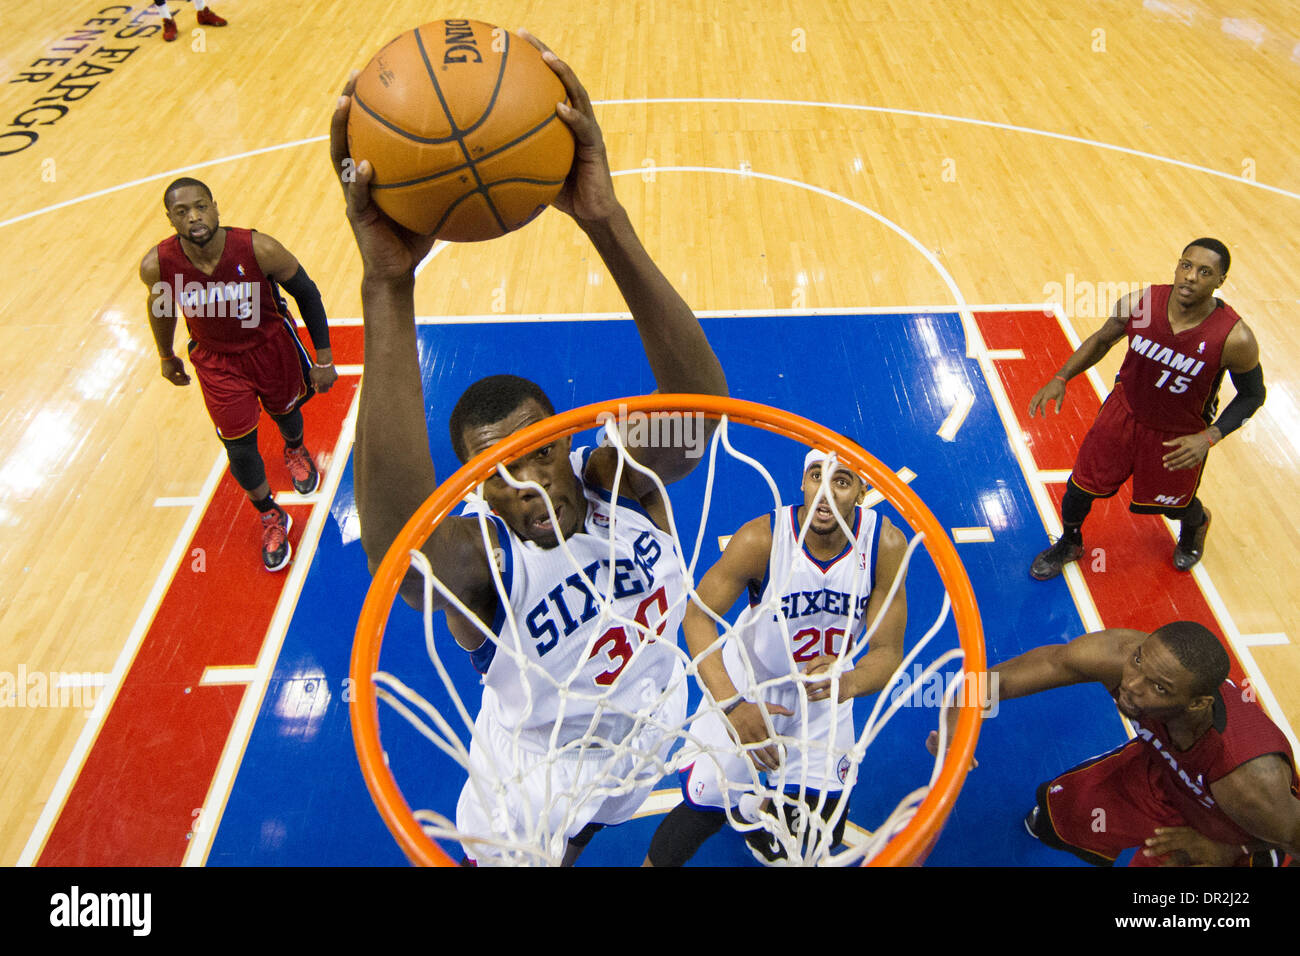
[464,398,582,548]
[1116,636,1201,723]
[800,464,863,537]
[1172,246,1225,308]
[166,186,220,247]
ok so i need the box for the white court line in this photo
[54,673,109,689]
[985,349,1024,361]
[18,453,228,866]
[1035,470,1074,483]
[5,93,1296,231]
[862,467,916,509]
[937,386,975,442]
[200,667,259,686]
[334,364,363,375]
[962,317,1107,636]
[154,496,201,507]
[952,527,994,544]
[322,304,1063,326]
[184,384,363,866]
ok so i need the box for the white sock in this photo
[193,0,209,10]
[155,1,174,17]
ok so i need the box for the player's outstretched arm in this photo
[684,516,791,770]
[139,249,191,386]
[928,628,1142,756]
[331,76,492,612]
[1027,291,1135,417]
[805,518,908,703]
[521,31,727,488]
[1208,753,1300,860]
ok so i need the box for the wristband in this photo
[313,360,334,369]
[159,353,176,361]
[722,698,746,716]
[1053,374,1068,383]
[1205,430,1219,447]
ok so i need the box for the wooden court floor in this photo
[1,0,1297,865]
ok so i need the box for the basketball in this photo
[347,20,575,241]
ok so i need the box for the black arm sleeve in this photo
[1211,364,1266,438]
[281,266,331,352]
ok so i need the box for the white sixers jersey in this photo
[462,447,686,750]
[724,505,880,685]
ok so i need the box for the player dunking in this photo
[140,178,337,571]
[1028,239,1265,579]
[645,452,908,866]
[934,622,1300,866]
[331,33,728,865]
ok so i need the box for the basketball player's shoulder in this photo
[138,244,161,283]
[873,513,907,553]
[731,511,776,551]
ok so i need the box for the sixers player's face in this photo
[1116,635,1206,723]
[1173,245,1225,309]
[799,463,864,538]
[165,185,221,248]
[462,397,584,548]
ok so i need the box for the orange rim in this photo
[350,394,984,867]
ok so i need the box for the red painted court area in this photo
[976,309,1246,686]
[31,312,1250,865]
[36,326,362,866]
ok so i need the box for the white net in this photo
[365,411,973,866]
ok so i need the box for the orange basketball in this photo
[347,20,575,241]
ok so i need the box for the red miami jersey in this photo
[1126,679,1299,844]
[155,227,292,353]
[1115,284,1242,433]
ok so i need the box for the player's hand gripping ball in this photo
[347,19,575,241]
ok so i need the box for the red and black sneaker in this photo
[196,8,228,26]
[261,507,293,572]
[162,17,178,41]
[284,444,321,495]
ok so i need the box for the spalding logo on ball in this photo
[348,19,575,241]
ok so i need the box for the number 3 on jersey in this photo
[587,586,669,686]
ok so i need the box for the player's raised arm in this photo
[331,76,492,613]
[522,31,727,487]
[684,516,791,770]
[1028,291,1136,417]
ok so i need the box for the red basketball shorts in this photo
[188,321,309,440]
[1069,383,1206,512]
[1038,739,1198,867]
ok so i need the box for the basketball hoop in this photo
[351,394,983,866]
